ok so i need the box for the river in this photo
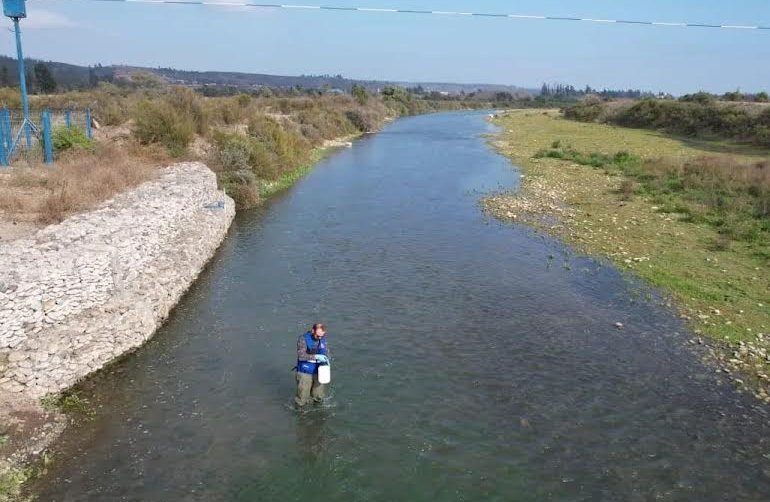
[32,112,770,501]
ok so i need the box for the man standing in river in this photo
[295,323,330,406]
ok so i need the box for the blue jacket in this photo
[297,331,329,375]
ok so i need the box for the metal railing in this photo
[0,108,93,166]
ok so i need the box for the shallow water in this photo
[33,112,770,501]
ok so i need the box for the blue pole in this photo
[1,109,10,159]
[41,109,53,164]
[65,109,72,128]
[0,110,7,167]
[12,17,32,150]
[85,108,92,139]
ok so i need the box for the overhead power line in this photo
[37,0,770,31]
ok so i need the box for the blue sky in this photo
[4,0,770,94]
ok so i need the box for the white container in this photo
[318,364,331,384]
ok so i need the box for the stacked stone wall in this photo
[0,162,234,398]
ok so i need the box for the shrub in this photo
[345,109,379,132]
[0,87,21,108]
[217,169,261,208]
[51,126,95,153]
[563,102,604,122]
[210,133,253,172]
[210,98,245,125]
[294,107,355,140]
[248,114,310,168]
[210,130,282,179]
[230,182,260,208]
[166,87,208,135]
[98,101,130,126]
[84,83,134,126]
[298,122,323,144]
[679,92,715,104]
[132,100,195,156]
[583,98,770,146]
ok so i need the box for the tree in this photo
[88,66,98,87]
[0,66,8,87]
[679,91,714,104]
[351,83,368,105]
[723,89,744,102]
[33,63,56,93]
[755,91,768,103]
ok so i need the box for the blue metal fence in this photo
[0,108,92,166]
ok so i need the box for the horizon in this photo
[0,53,733,97]
[3,0,770,94]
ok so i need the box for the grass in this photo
[0,143,158,226]
[532,145,769,250]
[40,392,94,419]
[258,136,358,200]
[487,110,770,399]
[0,466,32,502]
[0,451,54,502]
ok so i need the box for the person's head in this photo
[312,323,326,339]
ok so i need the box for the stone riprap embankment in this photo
[0,162,234,399]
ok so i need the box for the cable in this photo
[33,0,770,31]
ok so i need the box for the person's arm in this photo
[297,335,316,362]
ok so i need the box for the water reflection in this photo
[296,407,331,461]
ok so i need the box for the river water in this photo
[33,112,770,501]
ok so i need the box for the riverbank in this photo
[0,126,363,499]
[0,162,234,499]
[484,109,769,403]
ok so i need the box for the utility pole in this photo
[3,0,33,149]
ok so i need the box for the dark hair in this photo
[312,323,326,332]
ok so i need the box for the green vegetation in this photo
[0,451,54,501]
[207,96,381,206]
[51,126,95,153]
[114,83,485,207]
[132,87,208,157]
[534,143,769,251]
[487,110,770,399]
[2,80,494,226]
[133,100,195,157]
[41,392,94,418]
[565,97,770,147]
[0,466,33,502]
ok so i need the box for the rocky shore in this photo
[484,111,770,405]
[0,162,234,491]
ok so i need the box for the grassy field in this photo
[486,110,770,402]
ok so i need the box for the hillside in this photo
[0,55,534,95]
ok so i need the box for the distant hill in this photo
[0,55,114,90]
[0,54,534,95]
[144,66,533,94]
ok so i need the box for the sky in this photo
[2,0,770,94]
